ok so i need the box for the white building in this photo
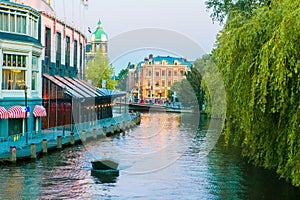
[0,0,43,137]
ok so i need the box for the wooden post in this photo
[110,125,114,134]
[81,130,86,142]
[122,121,126,131]
[42,139,47,154]
[100,127,106,138]
[70,132,75,145]
[137,114,141,125]
[30,143,36,159]
[10,146,16,163]
[57,136,62,149]
[128,120,131,128]
[93,128,97,139]
[117,123,121,133]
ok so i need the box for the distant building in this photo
[86,19,108,61]
[129,55,193,101]
[126,63,137,93]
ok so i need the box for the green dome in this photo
[91,20,108,42]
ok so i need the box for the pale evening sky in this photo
[52,0,222,73]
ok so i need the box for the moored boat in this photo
[91,159,119,170]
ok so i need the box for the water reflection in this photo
[91,169,119,183]
[0,113,300,199]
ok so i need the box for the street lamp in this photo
[24,85,29,144]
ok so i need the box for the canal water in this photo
[1,112,300,199]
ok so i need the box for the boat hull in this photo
[91,159,119,170]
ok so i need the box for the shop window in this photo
[9,119,23,136]
[2,54,27,90]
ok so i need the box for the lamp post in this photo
[24,85,28,144]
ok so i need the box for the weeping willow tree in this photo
[212,0,300,186]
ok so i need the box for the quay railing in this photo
[0,113,136,151]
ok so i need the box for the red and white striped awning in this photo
[8,106,29,118]
[33,105,47,117]
[0,106,8,119]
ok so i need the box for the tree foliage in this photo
[205,0,271,23]
[116,68,128,91]
[193,54,226,118]
[169,55,226,117]
[185,66,204,110]
[169,79,199,108]
[85,50,116,89]
[212,0,300,186]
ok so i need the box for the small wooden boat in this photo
[91,159,119,170]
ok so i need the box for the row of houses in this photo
[0,0,120,138]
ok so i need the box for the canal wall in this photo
[0,113,141,163]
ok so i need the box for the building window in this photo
[45,27,51,68]
[148,69,152,77]
[168,81,172,86]
[155,81,160,87]
[74,40,78,70]
[10,14,15,32]
[180,70,184,76]
[155,71,160,77]
[2,13,9,31]
[65,36,70,71]
[29,16,38,38]
[56,32,61,70]
[174,60,179,65]
[168,70,172,77]
[174,70,178,76]
[80,43,83,77]
[0,9,38,37]
[162,70,165,76]
[31,56,39,91]
[16,15,26,34]
[2,54,27,90]
[162,80,165,87]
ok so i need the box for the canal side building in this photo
[0,0,124,136]
[129,55,193,101]
[19,0,123,130]
[0,0,44,138]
